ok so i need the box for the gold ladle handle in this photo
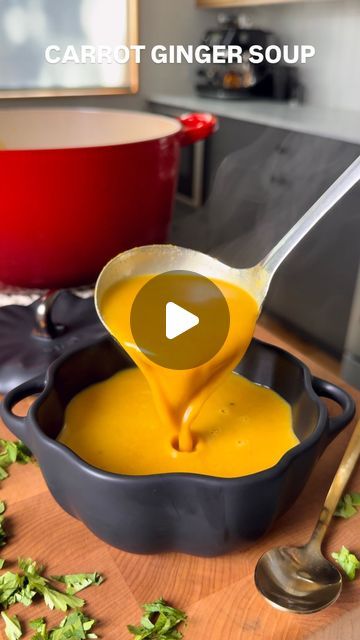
[309,419,360,549]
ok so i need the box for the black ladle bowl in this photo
[1,337,355,557]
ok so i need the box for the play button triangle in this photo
[166,302,199,341]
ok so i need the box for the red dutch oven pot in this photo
[0,109,217,289]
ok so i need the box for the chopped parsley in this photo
[128,598,187,640]
[1,612,22,640]
[0,442,103,638]
[332,546,360,580]
[0,440,33,481]
[51,573,104,595]
[29,618,47,639]
[30,612,97,640]
[0,558,94,611]
[335,492,360,519]
[14,442,33,465]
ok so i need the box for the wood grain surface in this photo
[0,326,359,640]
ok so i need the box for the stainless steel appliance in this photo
[196,15,299,101]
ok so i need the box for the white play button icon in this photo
[166,302,200,340]
[130,271,230,369]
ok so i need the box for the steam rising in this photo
[170,128,359,270]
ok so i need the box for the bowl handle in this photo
[312,377,356,436]
[0,375,45,446]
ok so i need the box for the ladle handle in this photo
[261,156,360,277]
[309,419,360,549]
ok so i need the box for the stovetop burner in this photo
[0,290,106,395]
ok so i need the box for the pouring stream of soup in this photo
[99,274,259,452]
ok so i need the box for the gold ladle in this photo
[96,157,360,311]
[255,419,360,614]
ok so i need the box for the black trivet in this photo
[0,290,106,394]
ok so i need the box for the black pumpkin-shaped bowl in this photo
[1,337,355,557]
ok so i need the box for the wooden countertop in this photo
[0,326,359,640]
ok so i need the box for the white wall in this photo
[138,0,360,113]
[243,0,360,112]
[138,0,215,98]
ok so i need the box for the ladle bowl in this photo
[94,244,267,318]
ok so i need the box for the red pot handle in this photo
[178,113,218,147]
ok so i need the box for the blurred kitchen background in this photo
[0,0,359,388]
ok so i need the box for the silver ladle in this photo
[95,157,360,309]
[94,159,360,612]
[255,419,360,613]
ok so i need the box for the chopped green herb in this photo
[0,440,33,482]
[332,546,360,580]
[14,442,32,465]
[0,441,18,468]
[0,571,23,607]
[30,613,97,640]
[349,492,360,506]
[1,612,22,640]
[0,442,103,636]
[30,618,45,628]
[128,598,187,640]
[15,582,36,607]
[335,492,360,519]
[30,619,46,640]
[18,559,84,612]
[0,501,7,547]
[29,617,48,640]
[42,586,84,612]
[0,467,9,480]
[0,558,86,611]
[51,573,104,595]
[51,612,97,640]
[18,558,41,577]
